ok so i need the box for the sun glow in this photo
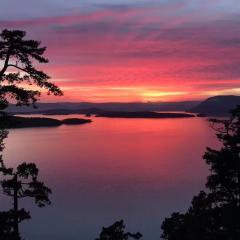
[141,91,188,101]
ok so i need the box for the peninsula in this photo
[0,116,92,129]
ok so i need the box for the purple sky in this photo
[1,0,240,102]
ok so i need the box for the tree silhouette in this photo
[0,29,62,110]
[96,220,142,240]
[0,129,13,239]
[0,211,13,238]
[0,29,61,239]
[1,163,51,239]
[0,129,51,239]
[161,106,240,240]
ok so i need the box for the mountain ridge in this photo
[6,101,200,113]
[5,95,240,116]
[190,95,240,116]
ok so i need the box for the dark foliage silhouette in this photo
[0,129,51,239]
[0,211,13,238]
[161,106,240,240]
[0,29,62,110]
[96,220,142,240]
[0,29,61,239]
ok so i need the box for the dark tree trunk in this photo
[13,174,20,239]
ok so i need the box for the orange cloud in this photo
[1,3,240,102]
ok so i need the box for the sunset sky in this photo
[1,0,240,102]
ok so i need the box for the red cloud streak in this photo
[1,5,240,102]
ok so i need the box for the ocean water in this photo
[2,115,219,240]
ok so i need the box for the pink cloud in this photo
[1,4,240,102]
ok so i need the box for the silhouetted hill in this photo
[6,101,200,114]
[0,116,91,129]
[96,111,195,118]
[190,95,240,116]
[41,108,105,115]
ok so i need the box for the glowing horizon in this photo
[1,0,240,102]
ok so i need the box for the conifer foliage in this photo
[0,29,62,110]
[161,106,240,240]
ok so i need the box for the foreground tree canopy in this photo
[0,29,62,110]
[161,106,240,240]
[0,129,52,239]
[96,220,142,240]
[0,29,60,239]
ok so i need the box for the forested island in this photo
[96,111,195,118]
[0,115,92,129]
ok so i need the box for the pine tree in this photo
[0,29,62,110]
[161,106,240,240]
[0,29,61,239]
[0,130,51,239]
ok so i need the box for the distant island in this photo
[5,101,200,115]
[5,95,240,117]
[96,111,195,118]
[0,116,92,129]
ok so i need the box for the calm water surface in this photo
[2,115,219,239]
